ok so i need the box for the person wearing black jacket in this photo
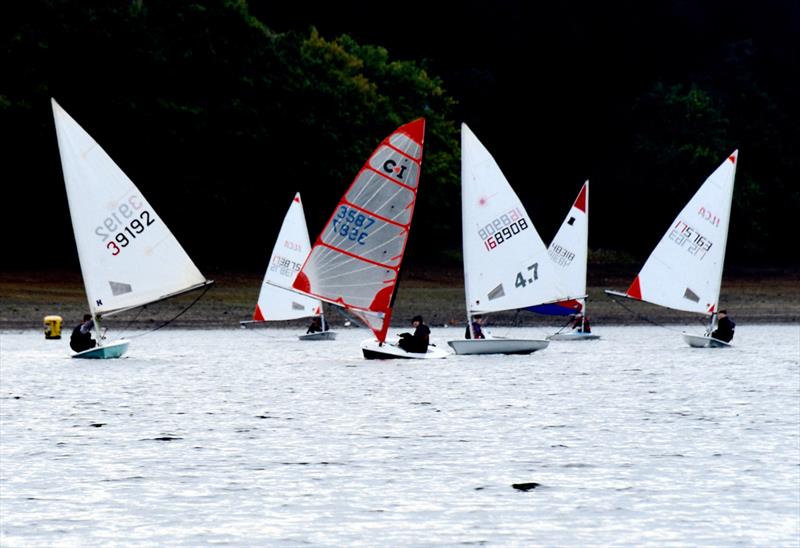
[398,315,430,353]
[70,314,96,352]
[711,310,735,342]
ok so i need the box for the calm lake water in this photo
[1,325,798,546]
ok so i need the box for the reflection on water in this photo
[1,326,798,546]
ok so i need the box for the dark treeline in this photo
[2,0,798,272]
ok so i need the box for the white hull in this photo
[298,331,338,341]
[72,339,130,359]
[547,332,601,341]
[682,333,732,348]
[447,338,549,355]
[361,338,449,360]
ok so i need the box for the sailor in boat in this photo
[570,312,592,334]
[69,314,96,353]
[710,310,735,342]
[306,316,329,334]
[464,314,486,339]
[398,315,430,353]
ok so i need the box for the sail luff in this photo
[52,99,100,317]
[708,150,737,312]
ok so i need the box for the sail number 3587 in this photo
[331,205,375,245]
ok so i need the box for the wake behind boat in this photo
[605,151,738,347]
[53,99,212,359]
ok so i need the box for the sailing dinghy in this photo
[53,99,212,358]
[447,124,580,355]
[244,192,336,340]
[290,118,447,359]
[605,151,738,347]
[535,181,600,341]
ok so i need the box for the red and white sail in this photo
[292,119,425,342]
[253,193,322,322]
[622,151,737,315]
[544,180,590,313]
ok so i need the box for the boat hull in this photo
[547,332,601,341]
[682,333,732,348]
[447,338,549,355]
[361,338,449,360]
[72,340,130,359]
[298,331,338,341]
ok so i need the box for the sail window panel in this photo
[305,246,396,310]
[389,133,422,160]
[367,146,420,188]
[346,170,415,225]
[320,213,407,267]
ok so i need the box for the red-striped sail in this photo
[293,119,425,343]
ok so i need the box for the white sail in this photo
[623,151,737,315]
[461,123,569,314]
[52,99,209,318]
[547,180,589,301]
[253,193,322,322]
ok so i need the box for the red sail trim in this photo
[253,304,265,321]
[574,183,587,213]
[728,154,736,164]
[293,271,311,293]
[627,276,642,300]
[341,198,412,229]
[362,164,420,192]
[317,241,402,271]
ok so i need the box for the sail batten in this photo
[292,119,426,342]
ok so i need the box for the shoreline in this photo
[1,268,798,330]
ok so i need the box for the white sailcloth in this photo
[623,151,737,315]
[253,193,322,321]
[461,123,570,314]
[547,180,589,301]
[53,99,209,318]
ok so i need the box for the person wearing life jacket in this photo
[711,310,735,342]
[571,312,591,334]
[70,314,96,352]
[398,315,430,353]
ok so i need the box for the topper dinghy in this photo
[534,181,600,341]
[243,193,336,340]
[605,151,738,347]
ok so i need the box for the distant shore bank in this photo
[1,268,798,331]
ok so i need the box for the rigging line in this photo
[121,284,213,339]
[331,305,368,329]
[607,295,684,333]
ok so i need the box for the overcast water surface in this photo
[1,325,798,546]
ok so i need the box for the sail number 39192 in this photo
[94,195,156,256]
